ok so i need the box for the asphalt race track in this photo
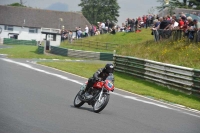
[0,57,200,133]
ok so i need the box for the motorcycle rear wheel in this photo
[93,93,110,113]
[74,91,85,108]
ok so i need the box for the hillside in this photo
[61,29,200,69]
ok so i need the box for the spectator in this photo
[135,18,138,32]
[100,22,105,34]
[68,30,73,43]
[90,25,95,36]
[77,28,82,39]
[75,27,79,39]
[178,17,184,29]
[193,19,200,31]
[95,29,100,35]
[85,25,89,37]
[172,14,178,22]
[131,19,135,32]
[169,19,179,30]
[110,27,116,35]
[61,26,67,42]
[186,16,195,39]
[154,16,171,40]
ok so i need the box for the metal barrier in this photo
[37,46,44,54]
[66,39,118,51]
[114,55,200,97]
[3,38,37,45]
[50,46,113,61]
[152,29,200,43]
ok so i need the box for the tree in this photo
[78,0,120,25]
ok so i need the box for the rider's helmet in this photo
[104,64,114,74]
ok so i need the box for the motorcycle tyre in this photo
[74,91,85,108]
[93,93,110,113]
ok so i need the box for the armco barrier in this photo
[37,46,44,54]
[50,46,113,61]
[50,46,68,56]
[3,38,37,45]
[114,55,200,97]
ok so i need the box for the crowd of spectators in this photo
[60,20,117,43]
[60,12,200,43]
[151,12,200,40]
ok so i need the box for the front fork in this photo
[97,88,104,102]
[97,87,109,102]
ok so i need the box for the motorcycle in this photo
[73,74,114,113]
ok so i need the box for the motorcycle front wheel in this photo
[93,93,110,113]
[74,91,85,108]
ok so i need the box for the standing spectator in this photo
[178,17,184,29]
[75,27,79,39]
[155,16,171,39]
[169,19,179,30]
[193,19,200,41]
[85,25,89,37]
[77,28,82,39]
[90,24,95,36]
[131,18,135,32]
[135,18,138,32]
[68,30,73,43]
[100,22,105,34]
[193,19,200,30]
[186,17,194,39]
[60,26,67,42]
[172,15,178,22]
[142,15,147,28]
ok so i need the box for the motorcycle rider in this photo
[84,63,114,99]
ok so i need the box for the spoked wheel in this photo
[74,91,85,108]
[93,93,110,113]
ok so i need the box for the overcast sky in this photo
[0,0,161,25]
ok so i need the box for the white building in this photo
[0,5,91,45]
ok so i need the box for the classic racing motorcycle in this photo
[73,74,114,113]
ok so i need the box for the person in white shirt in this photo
[100,22,105,34]
[170,19,179,29]
[85,25,89,37]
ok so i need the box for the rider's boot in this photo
[84,86,93,99]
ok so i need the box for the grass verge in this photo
[0,45,73,59]
[38,61,200,111]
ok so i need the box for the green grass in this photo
[38,61,200,111]
[0,45,70,59]
[60,29,154,53]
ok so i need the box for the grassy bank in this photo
[61,29,200,69]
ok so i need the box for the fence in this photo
[152,29,200,43]
[66,39,118,51]
[114,55,200,97]
[3,38,37,45]
[50,46,113,61]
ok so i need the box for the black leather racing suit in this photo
[85,68,110,92]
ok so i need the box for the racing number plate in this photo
[108,82,113,88]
